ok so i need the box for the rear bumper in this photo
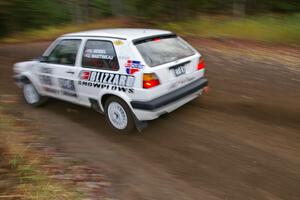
[131,77,208,111]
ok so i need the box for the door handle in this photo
[66,71,75,74]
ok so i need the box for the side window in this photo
[82,40,119,71]
[48,39,81,66]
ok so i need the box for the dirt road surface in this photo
[0,39,299,200]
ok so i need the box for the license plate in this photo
[173,65,186,77]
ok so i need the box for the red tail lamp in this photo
[197,57,205,70]
[143,73,160,89]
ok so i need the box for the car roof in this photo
[62,28,173,41]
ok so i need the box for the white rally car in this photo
[14,28,208,132]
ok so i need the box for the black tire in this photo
[104,96,135,133]
[22,82,48,107]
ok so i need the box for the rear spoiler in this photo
[132,33,177,45]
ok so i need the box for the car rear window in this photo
[135,36,195,67]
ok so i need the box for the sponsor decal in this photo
[58,78,77,97]
[58,78,76,91]
[114,40,124,46]
[81,71,91,80]
[125,60,144,75]
[84,49,113,60]
[78,70,135,93]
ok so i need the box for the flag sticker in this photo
[125,60,144,75]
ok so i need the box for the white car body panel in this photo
[13,28,208,122]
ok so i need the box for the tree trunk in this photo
[66,0,83,24]
[83,0,92,22]
[75,2,83,23]
[110,0,124,16]
[233,0,246,18]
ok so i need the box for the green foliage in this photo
[93,0,113,17]
[160,14,300,45]
[0,0,299,37]
[0,0,111,36]
[2,14,299,45]
[0,0,71,36]
[124,0,300,19]
[9,155,25,169]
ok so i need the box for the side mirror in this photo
[38,56,49,63]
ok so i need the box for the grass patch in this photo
[159,14,300,45]
[0,104,82,199]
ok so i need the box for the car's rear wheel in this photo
[23,82,47,107]
[104,97,134,133]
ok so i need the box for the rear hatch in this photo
[134,34,203,98]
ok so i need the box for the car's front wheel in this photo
[104,97,134,133]
[23,82,47,107]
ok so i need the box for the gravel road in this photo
[0,39,299,200]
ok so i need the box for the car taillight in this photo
[143,73,160,89]
[197,57,205,70]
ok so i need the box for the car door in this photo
[38,39,82,102]
[76,39,122,104]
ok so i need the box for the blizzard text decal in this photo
[78,70,135,93]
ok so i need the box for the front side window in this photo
[136,36,195,67]
[48,39,81,66]
[82,40,119,70]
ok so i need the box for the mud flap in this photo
[90,99,103,114]
[133,115,148,132]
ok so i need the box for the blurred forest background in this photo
[0,0,299,44]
